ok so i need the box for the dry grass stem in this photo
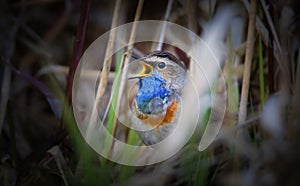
[37,65,115,81]
[85,0,122,142]
[238,0,256,123]
[155,0,173,51]
[260,0,281,53]
[241,0,268,46]
[111,0,144,136]
[94,0,122,105]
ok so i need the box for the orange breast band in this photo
[133,100,179,128]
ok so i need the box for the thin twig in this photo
[242,0,289,88]
[238,0,256,123]
[86,0,122,141]
[155,0,173,51]
[266,3,275,94]
[240,0,268,45]
[112,0,144,136]
[37,65,115,81]
[216,114,261,141]
[14,17,50,54]
[94,0,122,106]
[21,0,71,68]
[187,0,198,33]
[186,0,198,76]
[19,37,52,59]
[259,0,281,53]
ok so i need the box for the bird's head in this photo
[130,51,187,90]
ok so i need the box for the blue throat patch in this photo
[136,74,172,114]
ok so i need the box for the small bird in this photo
[129,51,187,145]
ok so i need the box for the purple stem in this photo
[66,0,90,103]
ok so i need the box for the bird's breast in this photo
[132,74,180,129]
[133,100,179,128]
[135,75,170,114]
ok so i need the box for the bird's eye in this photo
[157,62,166,69]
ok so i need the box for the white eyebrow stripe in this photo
[144,56,170,63]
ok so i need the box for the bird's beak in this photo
[129,61,153,79]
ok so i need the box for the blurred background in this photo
[1,0,300,185]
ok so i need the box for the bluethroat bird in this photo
[129,51,187,145]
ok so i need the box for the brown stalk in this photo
[85,0,122,143]
[187,0,198,76]
[238,0,256,123]
[155,0,173,51]
[241,0,268,46]
[111,0,144,137]
[94,0,122,106]
[259,0,282,53]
